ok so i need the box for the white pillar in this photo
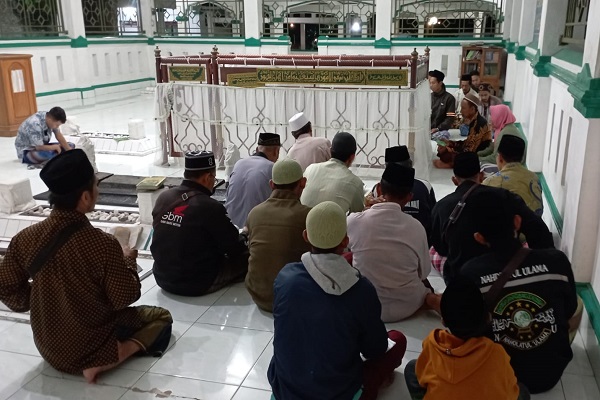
[502,0,513,41]
[583,0,600,77]
[243,0,262,40]
[509,0,521,43]
[61,0,86,39]
[139,0,155,37]
[518,0,536,45]
[375,0,392,42]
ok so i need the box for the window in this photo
[82,0,143,36]
[561,0,589,47]
[0,0,67,38]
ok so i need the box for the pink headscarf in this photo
[490,104,516,133]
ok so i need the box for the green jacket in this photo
[479,123,525,164]
[483,162,543,216]
[245,189,311,312]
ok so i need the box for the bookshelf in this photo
[460,45,506,95]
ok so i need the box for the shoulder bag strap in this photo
[157,190,203,220]
[442,183,479,244]
[484,247,531,305]
[28,221,87,280]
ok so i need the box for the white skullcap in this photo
[306,201,347,249]
[289,112,310,132]
[272,158,303,185]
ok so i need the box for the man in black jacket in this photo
[429,70,456,135]
[460,189,578,394]
[430,152,554,283]
[151,151,248,296]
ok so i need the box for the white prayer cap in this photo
[306,201,347,249]
[272,158,303,185]
[289,112,310,132]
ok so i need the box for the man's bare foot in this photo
[433,159,453,169]
[425,292,442,314]
[83,366,105,384]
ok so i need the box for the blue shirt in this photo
[268,262,388,400]
[225,153,273,228]
[14,111,57,159]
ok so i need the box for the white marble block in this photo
[128,119,146,140]
[137,188,166,224]
[0,178,36,214]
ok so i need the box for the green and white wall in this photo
[502,0,600,373]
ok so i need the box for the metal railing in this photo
[561,0,588,46]
[0,0,67,38]
[263,0,376,42]
[83,0,144,36]
[391,0,504,38]
[154,0,244,37]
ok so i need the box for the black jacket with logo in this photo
[431,181,554,282]
[461,248,577,393]
[151,180,247,295]
[431,84,456,131]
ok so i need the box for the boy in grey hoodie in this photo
[268,201,407,400]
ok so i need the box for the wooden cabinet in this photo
[460,45,506,95]
[0,54,37,137]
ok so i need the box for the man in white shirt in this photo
[347,163,441,322]
[287,112,331,171]
[301,132,365,213]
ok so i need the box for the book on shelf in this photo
[136,176,166,190]
[465,50,481,60]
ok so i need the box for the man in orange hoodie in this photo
[404,277,530,400]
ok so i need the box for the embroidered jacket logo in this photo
[161,205,188,227]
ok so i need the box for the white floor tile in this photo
[377,371,413,400]
[242,339,273,390]
[149,323,272,385]
[121,373,238,400]
[232,387,272,400]
[8,374,128,400]
[530,381,565,400]
[0,320,17,334]
[0,323,40,357]
[133,285,226,323]
[41,367,143,388]
[564,333,594,376]
[0,352,46,400]
[561,374,600,400]
[198,287,274,332]
[118,320,193,372]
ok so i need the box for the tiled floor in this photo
[0,91,598,399]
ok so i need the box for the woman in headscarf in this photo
[478,83,502,122]
[434,93,492,169]
[479,104,524,165]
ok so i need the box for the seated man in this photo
[15,106,75,165]
[429,70,456,137]
[268,201,407,400]
[152,151,248,296]
[435,93,492,169]
[348,163,440,322]
[405,276,528,400]
[455,74,479,137]
[0,150,172,384]
[483,135,543,216]
[478,83,503,122]
[287,112,331,171]
[470,70,481,92]
[460,190,579,394]
[301,131,365,213]
[245,158,311,312]
[225,133,281,227]
[370,145,436,242]
[430,152,554,283]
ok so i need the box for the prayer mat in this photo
[34,174,226,207]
